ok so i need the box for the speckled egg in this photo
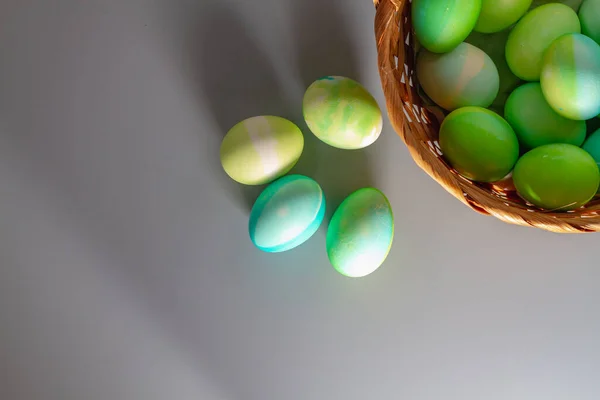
[412,0,482,53]
[504,82,586,149]
[475,0,532,33]
[327,188,394,278]
[440,107,520,182]
[220,116,304,185]
[417,42,499,111]
[579,0,600,44]
[541,33,600,120]
[506,3,581,80]
[249,175,325,253]
[303,76,383,150]
[513,144,600,210]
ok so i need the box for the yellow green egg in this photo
[440,107,519,182]
[506,3,581,81]
[412,0,482,53]
[303,76,382,150]
[416,42,499,111]
[513,144,600,210]
[475,0,532,33]
[504,82,586,149]
[530,0,582,12]
[541,33,600,121]
[579,0,600,45]
[220,116,304,185]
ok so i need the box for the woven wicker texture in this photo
[373,0,600,233]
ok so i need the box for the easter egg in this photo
[327,188,394,278]
[440,107,519,182]
[416,42,500,111]
[583,128,600,169]
[249,175,325,253]
[579,0,600,44]
[302,76,383,150]
[220,116,304,185]
[541,33,600,121]
[505,3,581,80]
[530,0,582,12]
[412,0,482,53]
[504,82,586,149]
[513,144,600,210]
[475,0,532,33]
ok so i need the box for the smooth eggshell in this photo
[303,76,382,150]
[506,3,581,80]
[513,144,599,210]
[475,0,532,33]
[327,188,394,278]
[412,0,482,53]
[530,0,582,12]
[440,107,519,182]
[220,116,304,185]
[249,175,325,253]
[504,82,586,149]
[583,128,600,169]
[417,42,499,111]
[541,33,600,121]
[579,0,600,44]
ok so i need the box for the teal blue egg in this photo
[326,188,394,278]
[249,175,325,253]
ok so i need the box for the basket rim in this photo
[373,0,600,233]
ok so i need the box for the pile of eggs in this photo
[413,0,600,211]
[220,76,394,278]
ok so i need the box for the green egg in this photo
[417,42,499,111]
[579,0,600,44]
[530,0,583,12]
[506,3,581,81]
[583,128,600,169]
[440,107,520,182]
[504,82,586,149]
[541,33,600,121]
[412,0,482,53]
[475,0,532,33]
[513,144,600,210]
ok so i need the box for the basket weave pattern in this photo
[373,0,600,233]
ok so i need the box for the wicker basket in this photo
[373,0,600,233]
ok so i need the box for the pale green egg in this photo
[579,0,600,44]
[475,0,532,33]
[327,188,394,278]
[506,3,581,80]
[220,116,304,186]
[303,76,383,150]
[417,42,499,111]
[541,33,600,120]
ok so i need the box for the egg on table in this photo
[579,0,600,44]
[475,0,532,33]
[412,0,482,53]
[440,107,520,182]
[504,82,586,149]
[327,188,394,278]
[249,175,325,253]
[220,116,304,185]
[303,76,383,150]
[417,42,500,111]
[541,33,600,121]
[513,144,600,210]
[505,3,581,81]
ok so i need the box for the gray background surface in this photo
[1,1,600,399]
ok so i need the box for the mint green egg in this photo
[580,0,600,44]
[541,33,600,121]
[504,82,586,149]
[417,42,499,111]
[513,144,600,210]
[583,128,600,170]
[440,107,519,182]
[475,0,532,33]
[220,116,304,185]
[506,3,581,81]
[327,188,394,278]
[412,0,482,53]
[303,76,382,150]
[249,175,325,253]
